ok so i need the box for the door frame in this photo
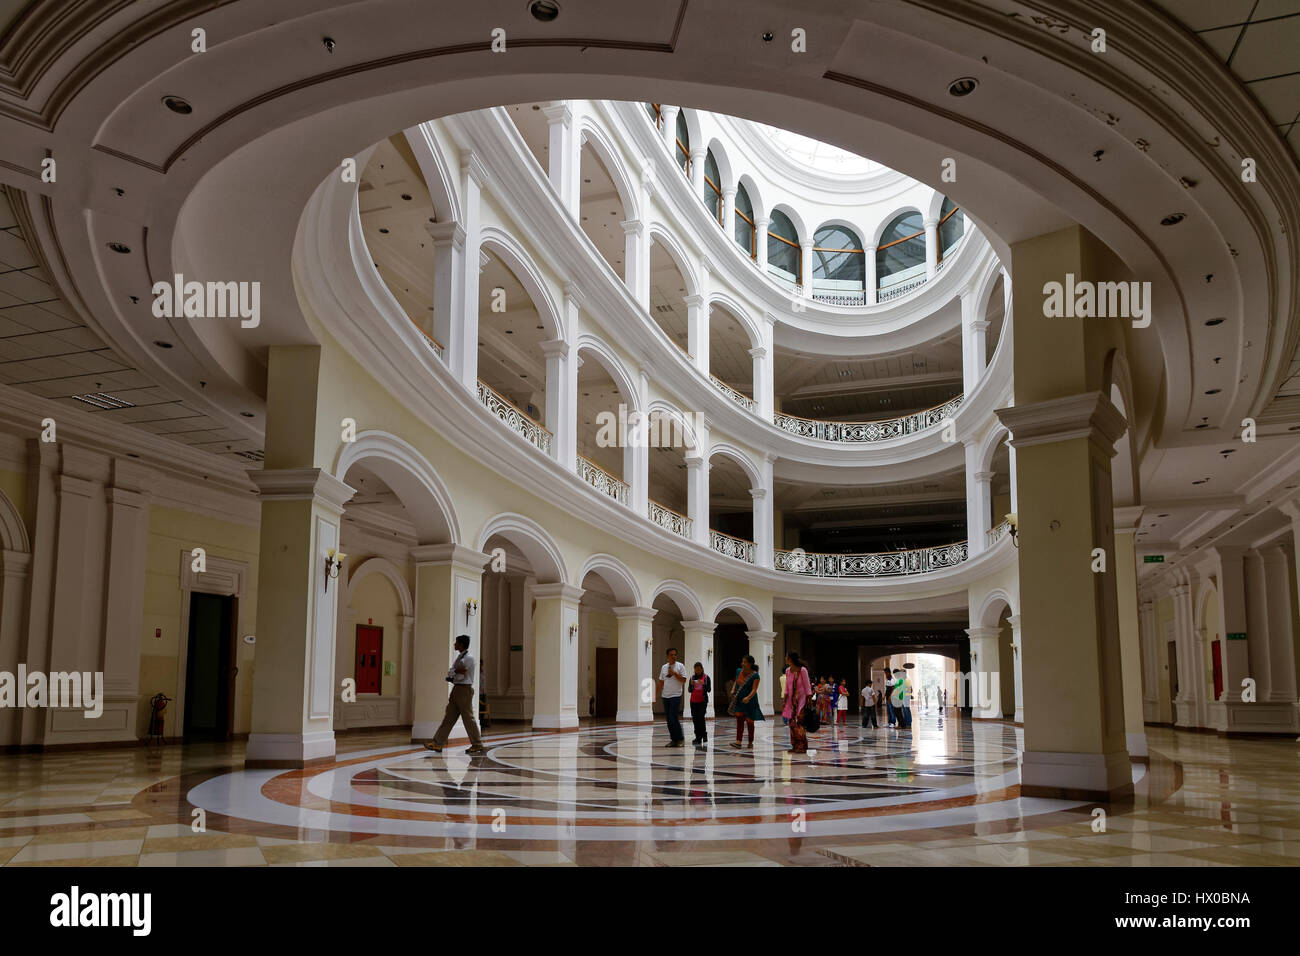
[176,550,248,740]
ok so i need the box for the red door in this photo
[356,625,382,694]
[1211,639,1223,700]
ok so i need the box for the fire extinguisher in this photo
[149,692,171,744]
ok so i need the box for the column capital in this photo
[1112,505,1145,533]
[409,543,491,571]
[973,469,995,483]
[748,346,768,359]
[532,582,585,603]
[680,619,716,635]
[689,145,707,160]
[612,605,657,623]
[563,281,585,309]
[923,217,938,229]
[722,185,737,199]
[249,468,356,516]
[996,392,1127,455]
[749,486,768,499]
[683,293,706,308]
[1006,614,1022,630]
[425,220,466,248]
[965,625,1000,640]
[540,102,572,127]
[459,150,488,188]
[745,629,777,642]
[620,218,644,237]
[539,337,571,359]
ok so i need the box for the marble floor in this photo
[1,713,1299,866]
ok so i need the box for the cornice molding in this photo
[996,392,1127,454]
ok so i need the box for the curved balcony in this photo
[774,542,969,577]
[773,395,962,443]
[648,499,692,538]
[985,519,1012,548]
[477,380,552,455]
[577,454,629,505]
[711,529,756,564]
[710,375,757,413]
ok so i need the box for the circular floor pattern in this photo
[189,715,1110,842]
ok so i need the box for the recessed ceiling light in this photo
[162,95,192,114]
[400,194,412,201]
[153,340,173,349]
[378,228,389,234]
[1205,318,1224,326]
[1160,213,1186,226]
[1219,449,1235,455]
[1158,513,1170,518]
[1205,388,1221,395]
[107,242,130,254]
[948,77,978,97]
[529,0,561,21]
[240,411,255,418]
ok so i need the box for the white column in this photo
[541,337,576,469]
[1139,599,1160,721]
[458,151,487,390]
[964,626,1002,718]
[101,464,150,713]
[721,185,736,233]
[865,244,877,305]
[686,455,710,547]
[398,614,415,724]
[1244,551,1273,703]
[613,606,656,722]
[749,347,767,416]
[685,294,708,371]
[622,219,649,311]
[689,146,706,194]
[1261,546,1298,703]
[746,630,777,716]
[963,439,991,554]
[427,221,465,364]
[755,216,769,272]
[1007,614,1024,723]
[800,240,815,296]
[750,487,772,569]
[659,105,680,152]
[681,620,715,677]
[541,102,578,218]
[924,217,939,278]
[409,544,487,743]
[1007,437,1019,512]
[960,286,989,394]
[532,583,584,730]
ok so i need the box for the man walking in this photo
[657,647,689,747]
[860,681,878,728]
[424,634,486,755]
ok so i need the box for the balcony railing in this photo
[409,319,445,360]
[711,529,756,564]
[477,380,552,455]
[647,499,692,538]
[773,394,963,443]
[710,375,757,413]
[985,520,1011,548]
[877,275,928,302]
[812,290,866,306]
[773,542,969,578]
[576,454,629,505]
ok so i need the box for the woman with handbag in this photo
[728,655,764,748]
[782,651,812,754]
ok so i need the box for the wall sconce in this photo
[569,623,578,643]
[324,547,346,592]
[707,648,713,659]
[644,637,653,652]
[1005,512,1019,548]
[464,598,478,625]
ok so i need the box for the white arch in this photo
[401,123,461,224]
[925,189,950,224]
[576,333,642,412]
[344,556,414,618]
[1193,578,1219,632]
[475,512,567,584]
[334,430,460,545]
[979,422,1011,475]
[1103,347,1141,507]
[675,106,703,158]
[645,399,701,454]
[706,291,762,350]
[0,488,29,553]
[577,118,639,221]
[705,137,733,192]
[736,173,764,225]
[872,204,925,248]
[649,579,704,620]
[647,222,699,297]
[768,201,807,246]
[577,553,642,607]
[707,441,762,490]
[479,226,566,342]
[712,597,763,630]
[976,588,1016,629]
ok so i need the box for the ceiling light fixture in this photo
[529,0,561,22]
[1160,213,1186,226]
[107,242,130,254]
[948,77,979,97]
[162,95,192,114]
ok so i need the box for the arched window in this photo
[675,111,691,176]
[734,183,756,259]
[766,209,801,286]
[812,225,865,304]
[938,197,965,263]
[703,150,722,223]
[644,103,662,130]
[876,211,925,294]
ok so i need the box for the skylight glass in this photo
[756,124,877,175]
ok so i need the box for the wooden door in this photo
[595,647,618,718]
[1211,639,1223,700]
[355,625,383,694]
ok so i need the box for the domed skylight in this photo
[756,124,877,175]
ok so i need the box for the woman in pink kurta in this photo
[783,651,812,753]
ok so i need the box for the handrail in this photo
[647,499,693,538]
[774,541,968,577]
[576,454,629,504]
[773,394,962,443]
[477,379,553,455]
[710,374,757,412]
[710,528,756,564]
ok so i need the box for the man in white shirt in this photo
[656,647,689,747]
[424,634,486,755]
[860,681,878,729]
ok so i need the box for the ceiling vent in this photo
[71,392,134,410]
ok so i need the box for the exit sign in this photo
[1226,632,1247,641]
[1143,555,1165,563]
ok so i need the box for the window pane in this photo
[876,212,925,286]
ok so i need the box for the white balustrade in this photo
[773,395,962,443]
[477,380,552,455]
[576,455,629,505]
[647,499,692,538]
[773,541,969,577]
[710,529,757,564]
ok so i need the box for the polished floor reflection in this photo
[2,713,1299,866]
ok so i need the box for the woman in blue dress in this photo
[728,655,764,748]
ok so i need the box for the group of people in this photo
[858,668,939,731]
[656,647,766,749]
[811,676,849,725]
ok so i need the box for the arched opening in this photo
[646,408,692,537]
[766,208,801,289]
[812,223,866,305]
[503,101,549,174]
[708,450,756,562]
[713,607,752,718]
[643,101,663,131]
[708,302,755,407]
[578,567,628,720]
[575,344,633,502]
[937,197,965,265]
[734,181,757,259]
[358,136,437,339]
[649,585,700,716]
[476,250,550,445]
[988,441,1013,534]
[577,135,628,278]
[984,271,1007,361]
[876,210,926,298]
[673,109,691,177]
[648,234,691,354]
[702,148,723,224]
